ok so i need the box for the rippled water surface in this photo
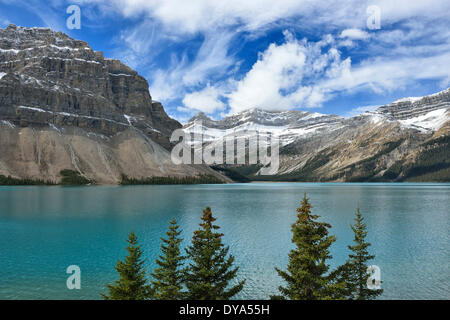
[0,183,448,299]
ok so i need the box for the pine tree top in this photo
[151,218,186,300]
[185,206,245,300]
[343,208,383,300]
[195,206,223,239]
[102,231,150,300]
[276,194,339,300]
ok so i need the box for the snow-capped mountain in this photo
[184,88,449,145]
[184,88,450,182]
[185,108,345,146]
[368,88,450,132]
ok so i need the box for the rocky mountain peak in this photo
[0,25,180,148]
[0,26,226,184]
[186,107,340,128]
[188,111,212,122]
[183,88,449,150]
[375,88,450,121]
[3,24,89,50]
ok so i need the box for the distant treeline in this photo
[210,165,251,183]
[120,174,225,185]
[0,171,225,186]
[59,170,92,185]
[0,174,55,185]
[0,170,91,186]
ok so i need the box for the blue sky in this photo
[1,0,449,122]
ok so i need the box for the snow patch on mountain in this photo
[394,97,423,103]
[398,108,448,132]
[184,109,344,146]
[184,88,449,148]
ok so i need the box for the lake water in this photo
[0,183,448,300]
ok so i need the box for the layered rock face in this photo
[0,25,180,147]
[377,88,449,120]
[184,89,450,182]
[0,25,225,183]
[185,108,344,146]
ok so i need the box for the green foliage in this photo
[381,160,404,180]
[341,139,406,182]
[0,174,55,185]
[150,218,186,300]
[60,169,92,185]
[210,165,251,183]
[404,167,450,182]
[246,149,338,182]
[381,135,450,182]
[294,149,337,178]
[102,232,151,300]
[120,174,224,185]
[402,135,450,181]
[0,170,91,186]
[229,164,263,177]
[275,194,345,300]
[184,207,245,300]
[333,208,383,300]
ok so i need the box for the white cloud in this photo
[150,59,188,102]
[226,31,350,114]
[149,30,235,102]
[320,52,450,94]
[340,28,369,40]
[76,0,450,42]
[344,105,380,118]
[182,85,226,113]
[78,0,450,35]
[194,26,450,116]
[79,0,310,34]
[180,32,235,87]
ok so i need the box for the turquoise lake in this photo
[0,183,448,299]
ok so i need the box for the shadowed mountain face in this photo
[184,89,449,182]
[0,25,226,184]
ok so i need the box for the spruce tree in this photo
[275,193,344,300]
[339,208,383,300]
[185,207,245,300]
[102,232,151,300]
[150,218,186,300]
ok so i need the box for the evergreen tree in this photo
[150,218,186,300]
[275,193,344,300]
[102,232,151,300]
[185,207,245,300]
[337,208,383,300]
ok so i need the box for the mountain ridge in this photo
[184,88,449,182]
